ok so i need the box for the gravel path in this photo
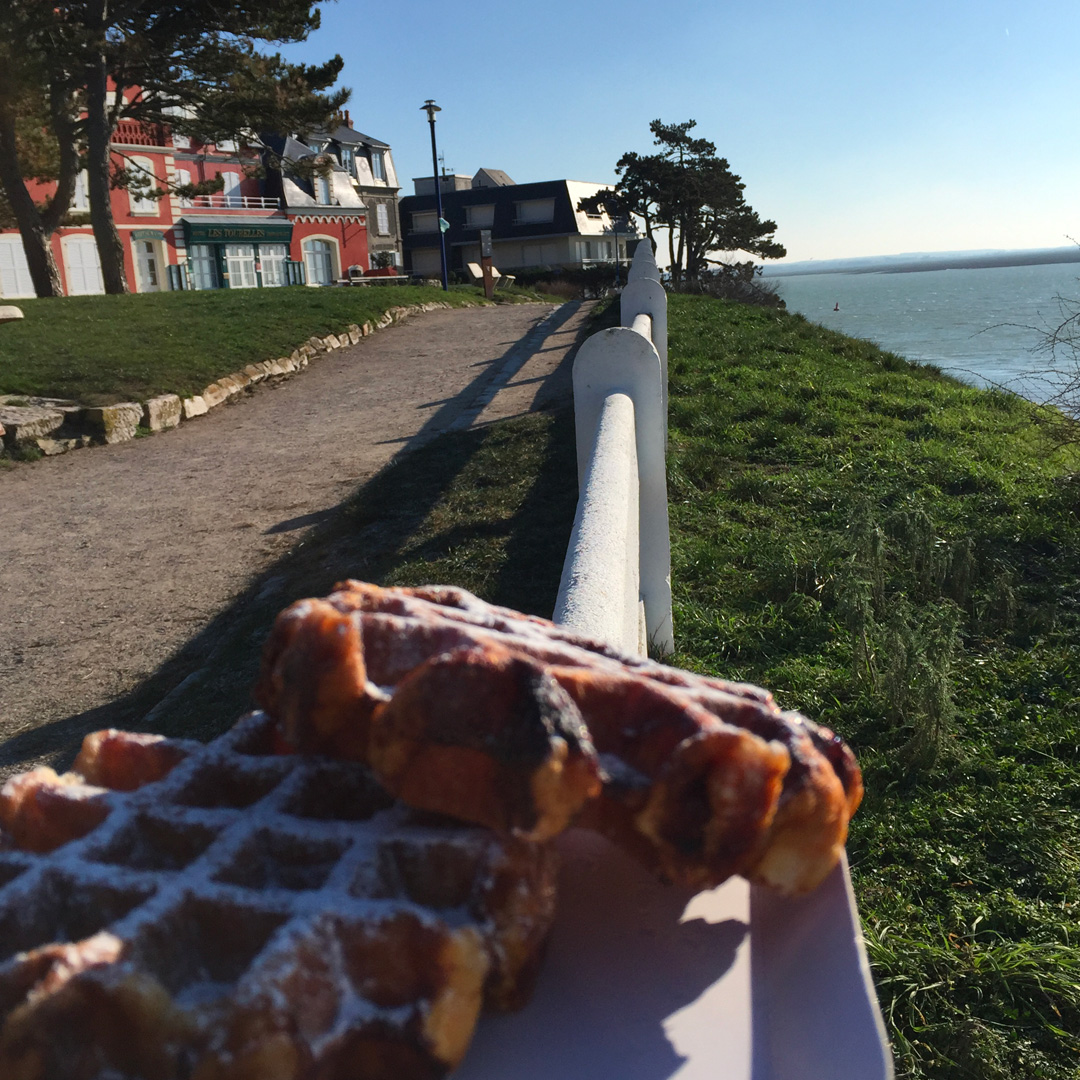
[0,299,592,775]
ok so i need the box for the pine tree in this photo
[606,119,786,286]
[0,7,82,296]
[0,1,348,295]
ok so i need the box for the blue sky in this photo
[281,0,1079,262]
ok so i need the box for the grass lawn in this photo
[0,283,546,406]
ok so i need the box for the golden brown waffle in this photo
[255,581,864,896]
[0,712,557,1080]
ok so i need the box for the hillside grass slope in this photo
[665,293,1080,1079]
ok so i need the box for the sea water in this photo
[769,262,1080,404]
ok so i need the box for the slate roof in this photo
[473,168,515,187]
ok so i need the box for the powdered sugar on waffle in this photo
[0,711,557,1079]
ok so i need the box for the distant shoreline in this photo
[765,246,1080,278]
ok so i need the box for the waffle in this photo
[255,581,864,896]
[0,712,557,1080]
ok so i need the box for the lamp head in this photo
[421,99,442,123]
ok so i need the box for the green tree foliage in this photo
[0,7,82,296]
[603,119,786,286]
[0,1,348,296]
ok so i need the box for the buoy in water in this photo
[833,302,840,312]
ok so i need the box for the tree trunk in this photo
[684,222,700,283]
[0,111,62,297]
[42,84,80,236]
[85,56,128,293]
[675,216,687,284]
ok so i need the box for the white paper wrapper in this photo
[457,830,892,1080]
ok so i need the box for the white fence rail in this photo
[553,240,673,656]
[551,239,892,1080]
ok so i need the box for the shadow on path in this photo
[0,301,592,779]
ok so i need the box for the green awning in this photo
[182,220,293,245]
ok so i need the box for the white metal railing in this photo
[551,239,892,1080]
[553,240,673,656]
[184,194,281,211]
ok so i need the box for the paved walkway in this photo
[0,300,592,776]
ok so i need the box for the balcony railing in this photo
[113,120,169,147]
[181,194,282,212]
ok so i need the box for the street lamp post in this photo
[421,99,449,291]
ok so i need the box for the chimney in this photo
[344,109,351,127]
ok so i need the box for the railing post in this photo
[553,393,642,653]
[628,239,660,284]
[621,277,668,440]
[568,326,674,655]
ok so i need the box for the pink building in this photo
[0,111,373,298]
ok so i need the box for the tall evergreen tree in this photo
[0,1,347,295]
[0,7,82,296]
[605,119,786,286]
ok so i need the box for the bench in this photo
[465,262,516,290]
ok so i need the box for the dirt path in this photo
[0,299,593,775]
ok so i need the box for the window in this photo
[314,173,332,204]
[260,243,289,287]
[63,235,104,294]
[465,204,495,228]
[188,244,220,290]
[519,241,559,267]
[410,248,441,275]
[134,239,162,292]
[370,151,386,182]
[411,210,438,233]
[224,243,257,288]
[127,156,159,215]
[303,238,336,285]
[0,236,34,298]
[340,147,354,176]
[513,198,555,225]
[71,170,89,212]
[376,203,390,235]
[175,168,193,208]
[221,172,242,208]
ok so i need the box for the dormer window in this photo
[315,174,331,204]
[340,147,354,176]
[513,198,555,225]
[370,151,386,182]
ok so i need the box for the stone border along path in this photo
[0,299,594,781]
[0,300,462,455]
